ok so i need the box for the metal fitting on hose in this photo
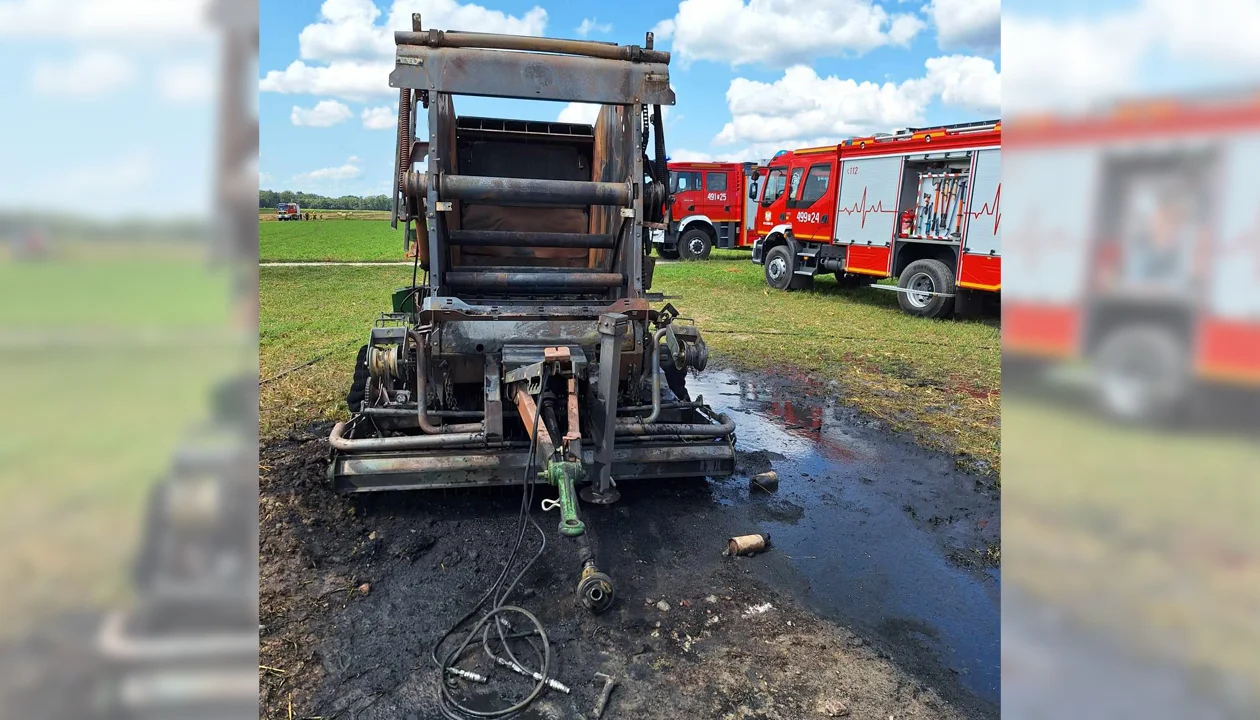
[577,559,615,613]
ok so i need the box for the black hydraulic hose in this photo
[652,106,668,200]
[433,367,555,720]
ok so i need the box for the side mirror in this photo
[748,181,759,200]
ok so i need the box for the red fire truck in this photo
[750,120,1001,318]
[1004,94,1260,421]
[654,161,760,259]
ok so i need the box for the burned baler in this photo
[327,27,735,609]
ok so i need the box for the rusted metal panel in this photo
[395,30,671,65]
[391,47,675,106]
[331,442,734,493]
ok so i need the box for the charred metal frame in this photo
[330,22,733,611]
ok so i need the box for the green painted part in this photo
[545,461,585,536]
[391,287,417,313]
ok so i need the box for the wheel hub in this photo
[688,238,705,255]
[767,256,787,282]
[907,272,934,308]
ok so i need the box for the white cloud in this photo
[362,105,398,129]
[156,62,214,103]
[557,102,602,125]
[670,149,715,162]
[260,171,274,185]
[576,17,611,37]
[653,0,925,68]
[1001,13,1147,113]
[260,59,395,101]
[290,99,354,127]
[0,0,212,43]
[715,56,999,149]
[262,0,548,102]
[298,0,548,60]
[923,55,1000,113]
[31,50,135,97]
[1138,0,1260,69]
[715,66,933,146]
[293,156,363,183]
[924,0,1000,54]
[1002,0,1260,115]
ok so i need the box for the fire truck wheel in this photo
[764,245,796,290]
[679,228,713,260]
[1094,325,1188,424]
[896,259,954,319]
[659,246,680,260]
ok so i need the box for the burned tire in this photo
[679,228,712,260]
[1093,325,1188,424]
[345,344,369,413]
[897,259,954,319]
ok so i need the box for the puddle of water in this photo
[690,369,1001,703]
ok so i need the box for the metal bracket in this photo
[484,354,503,440]
[504,361,546,395]
[434,201,453,211]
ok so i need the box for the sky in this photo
[2,1,1257,217]
[257,0,1002,197]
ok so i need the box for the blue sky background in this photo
[258,0,1001,197]
[3,1,1257,218]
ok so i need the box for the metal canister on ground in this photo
[727,533,770,556]
[750,471,778,490]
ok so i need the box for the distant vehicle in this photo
[276,202,301,221]
[654,161,760,260]
[749,120,1002,318]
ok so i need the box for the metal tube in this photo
[448,230,616,248]
[329,421,485,452]
[614,412,735,437]
[394,30,670,64]
[411,331,484,434]
[440,174,632,207]
[361,406,485,419]
[446,272,624,291]
[644,328,667,423]
[617,401,703,414]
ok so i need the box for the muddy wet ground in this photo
[259,367,1000,719]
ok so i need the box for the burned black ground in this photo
[259,368,1000,719]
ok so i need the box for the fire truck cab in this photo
[276,202,301,221]
[751,121,1001,318]
[654,161,759,260]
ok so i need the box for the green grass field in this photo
[260,223,1000,471]
[259,209,392,222]
[261,218,405,262]
[0,252,241,630]
[1003,396,1260,698]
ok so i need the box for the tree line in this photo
[260,190,392,211]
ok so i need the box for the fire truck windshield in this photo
[762,167,787,205]
[669,170,701,194]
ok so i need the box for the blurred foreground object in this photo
[1003,89,1260,717]
[1005,93,1260,422]
[0,0,259,717]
